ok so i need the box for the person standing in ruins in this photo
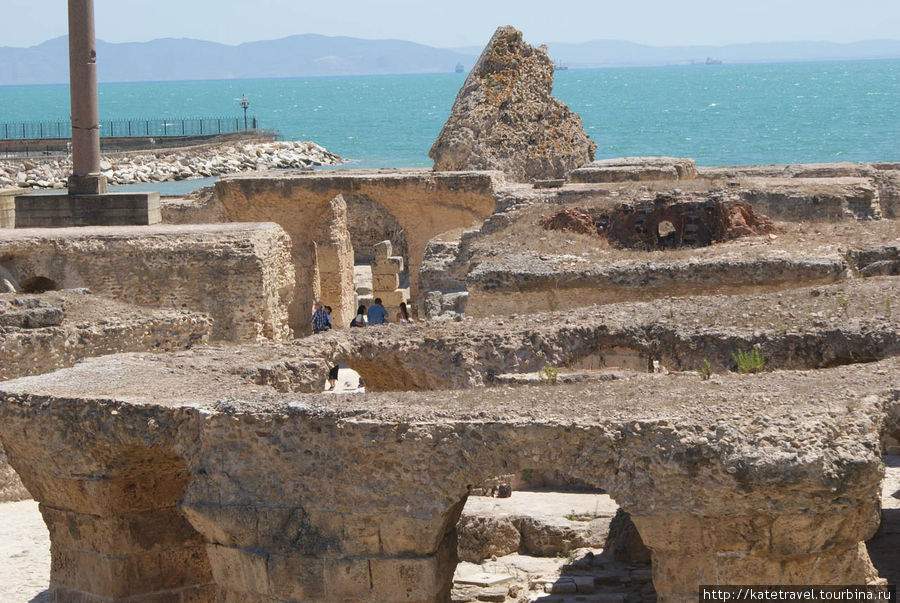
[350,304,367,327]
[396,302,411,323]
[310,300,329,334]
[367,298,388,325]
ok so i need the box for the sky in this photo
[3,0,900,49]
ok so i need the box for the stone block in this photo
[16,469,186,516]
[264,552,326,600]
[373,257,404,276]
[770,508,879,556]
[15,192,161,227]
[370,556,448,602]
[373,273,401,292]
[51,545,210,599]
[376,289,408,308]
[650,552,717,599]
[316,247,344,275]
[343,514,382,555]
[631,513,702,553]
[379,514,448,556]
[325,558,372,598]
[207,545,270,596]
[374,240,393,261]
[700,514,771,554]
[41,505,203,555]
[0,190,25,229]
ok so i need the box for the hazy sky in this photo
[4,0,900,49]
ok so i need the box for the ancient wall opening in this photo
[19,276,57,294]
[345,194,409,264]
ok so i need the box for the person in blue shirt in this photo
[310,300,329,333]
[366,298,388,325]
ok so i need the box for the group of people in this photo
[311,298,412,392]
[311,298,412,333]
[350,298,411,327]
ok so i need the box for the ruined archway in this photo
[19,276,57,294]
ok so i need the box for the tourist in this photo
[325,364,340,391]
[350,305,367,327]
[324,305,333,330]
[396,301,411,323]
[367,298,388,325]
[310,300,329,334]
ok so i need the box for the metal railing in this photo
[0,116,259,141]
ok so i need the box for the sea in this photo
[2,59,899,194]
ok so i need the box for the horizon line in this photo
[7,33,900,52]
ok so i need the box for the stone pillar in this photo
[631,508,883,603]
[67,0,107,195]
[0,445,214,600]
[314,194,356,330]
[372,240,409,316]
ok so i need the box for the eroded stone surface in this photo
[570,157,698,183]
[0,223,294,342]
[0,357,892,601]
[430,26,595,182]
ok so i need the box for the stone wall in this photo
[0,354,891,601]
[0,187,26,228]
[738,177,882,221]
[465,254,846,319]
[215,169,502,334]
[0,291,212,503]
[569,157,699,183]
[0,223,294,342]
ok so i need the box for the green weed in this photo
[732,348,765,374]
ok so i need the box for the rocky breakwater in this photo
[430,25,596,182]
[0,140,343,189]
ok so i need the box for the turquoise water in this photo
[3,60,899,169]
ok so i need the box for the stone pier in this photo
[0,352,891,601]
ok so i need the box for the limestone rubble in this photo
[430,26,596,182]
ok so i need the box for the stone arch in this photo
[19,275,58,294]
[214,171,502,334]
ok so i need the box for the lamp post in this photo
[239,95,250,130]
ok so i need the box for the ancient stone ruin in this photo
[0,24,899,603]
[371,240,408,314]
[430,26,597,182]
[541,193,776,250]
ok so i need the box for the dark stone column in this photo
[67,0,107,195]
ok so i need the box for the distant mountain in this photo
[539,39,900,68]
[2,35,900,86]
[0,35,476,85]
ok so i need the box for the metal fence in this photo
[0,116,259,141]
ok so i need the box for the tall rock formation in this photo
[430,26,596,182]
